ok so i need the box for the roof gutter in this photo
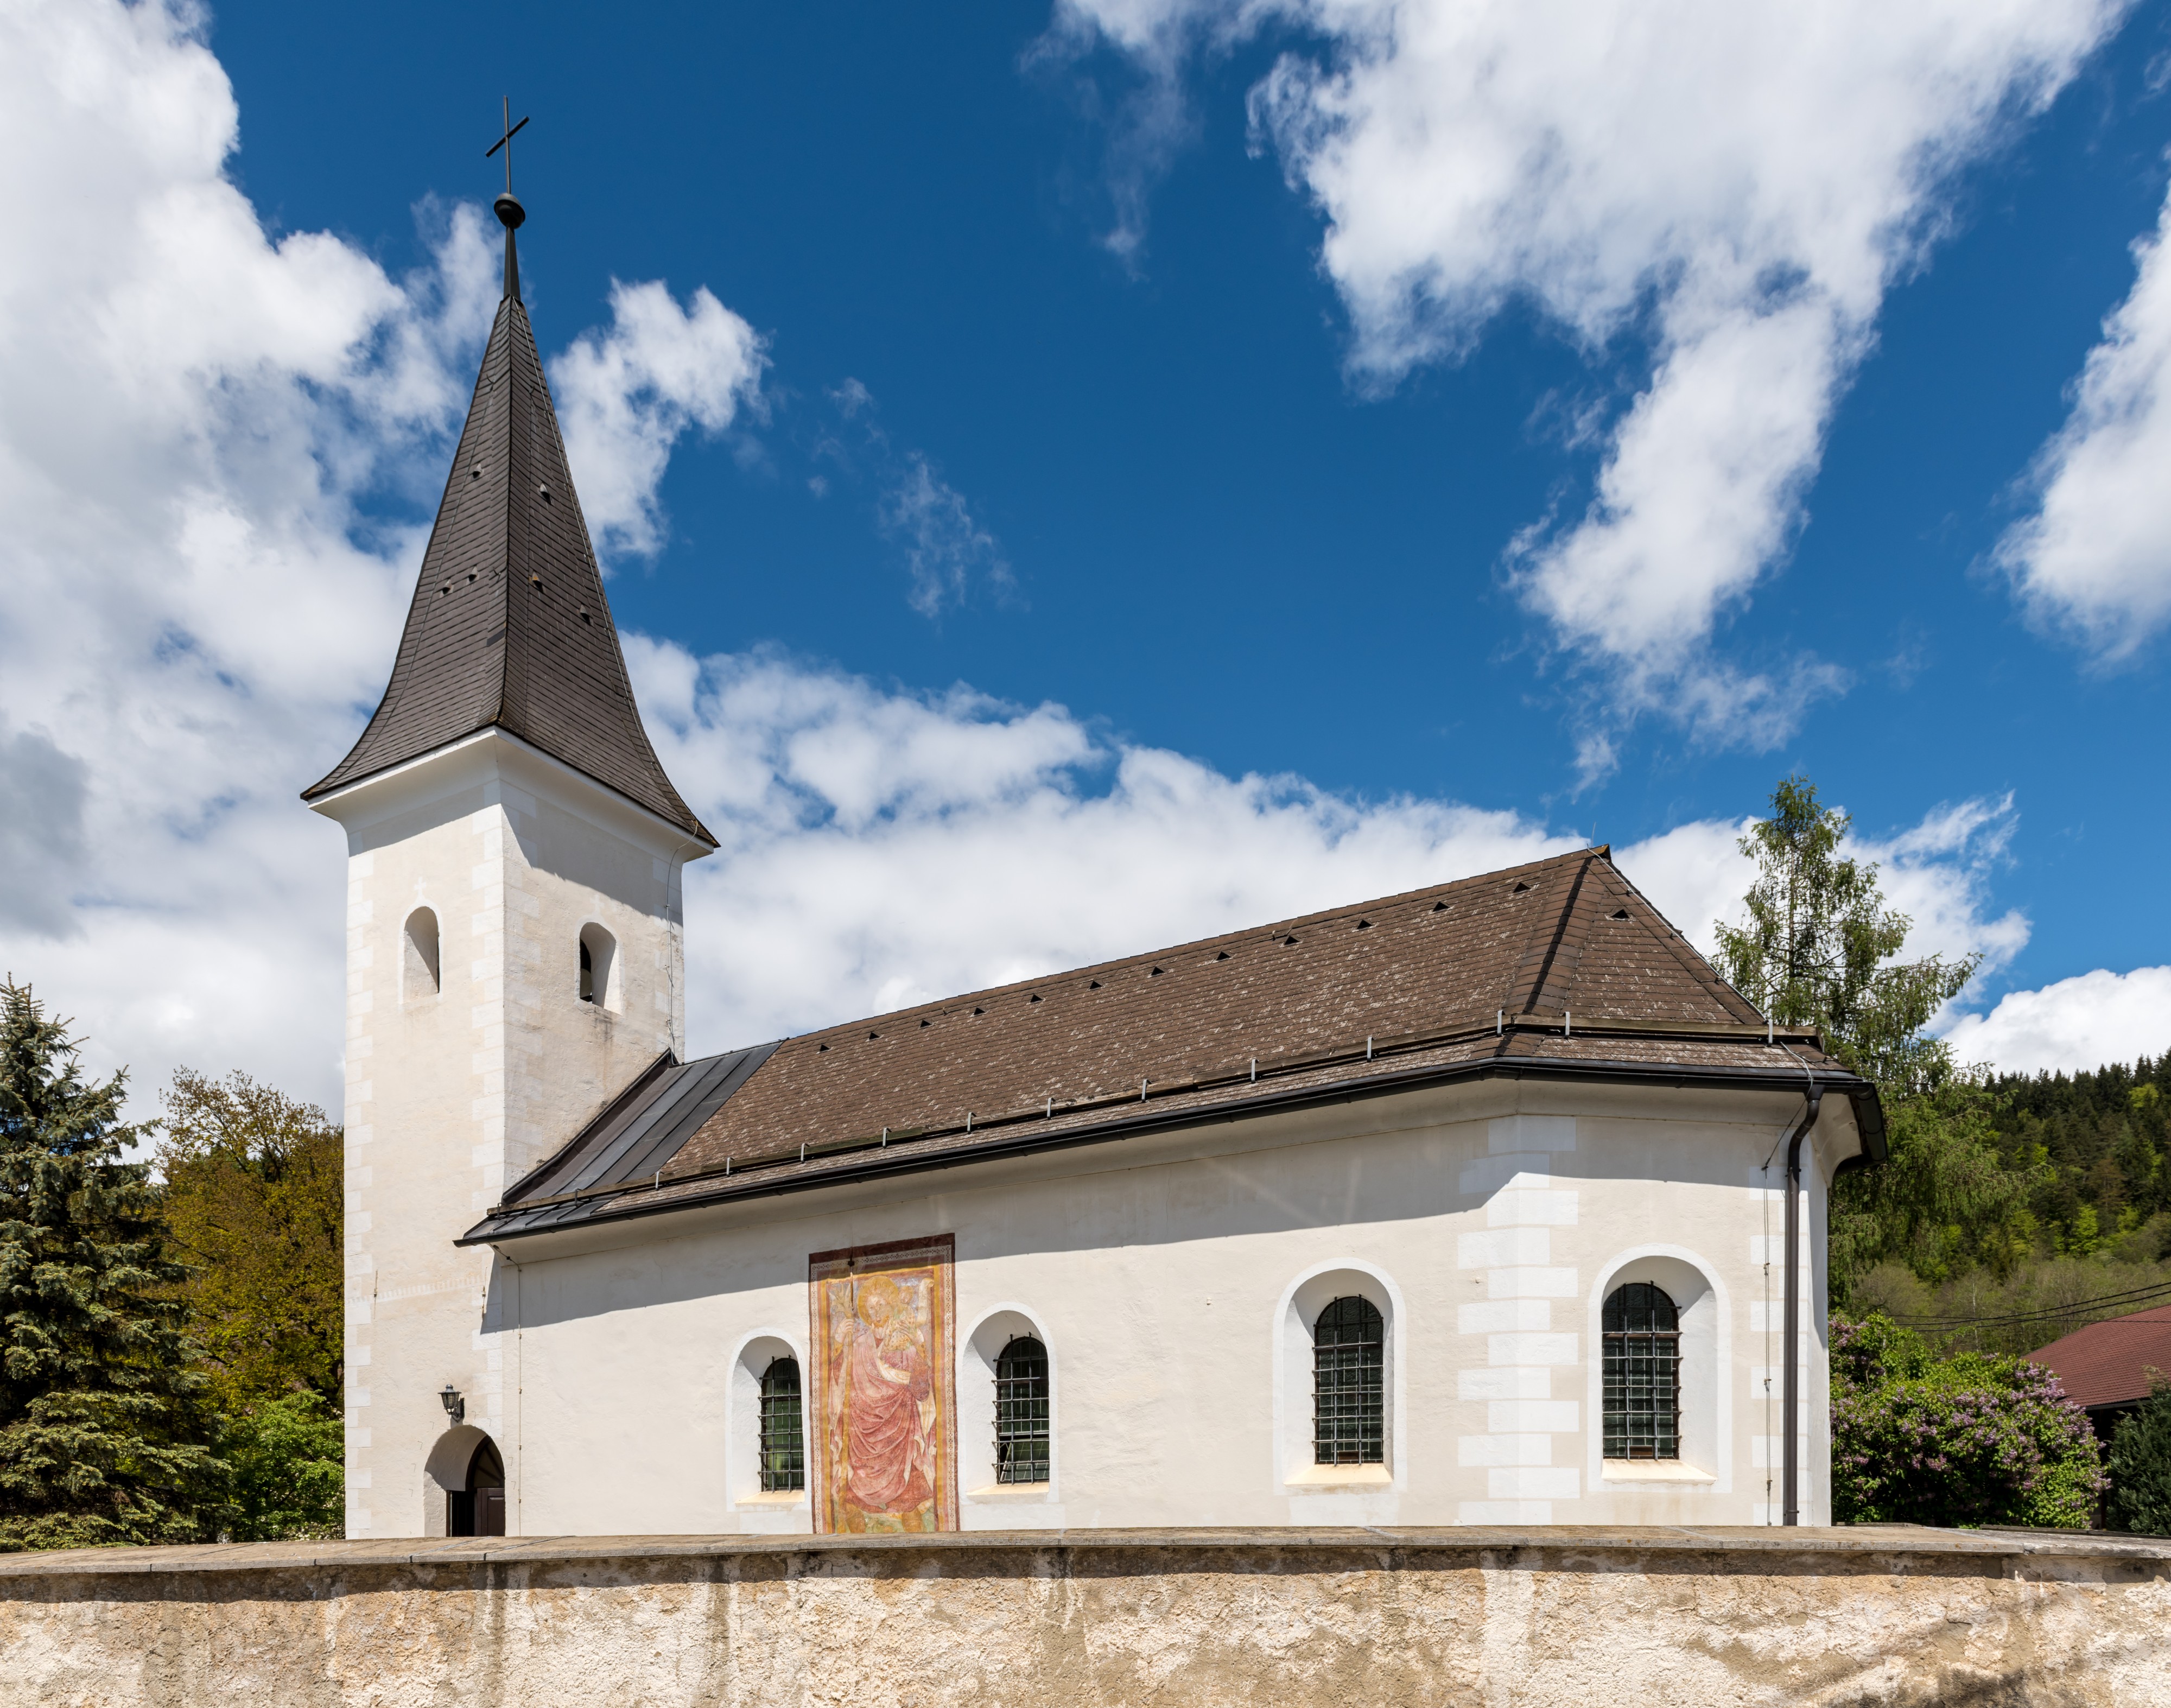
[1778,1063,1825,1529]
[459,1049,1882,1249]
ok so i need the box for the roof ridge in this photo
[785,845,1613,1038]
[1519,849,1600,1015]
[1598,857,1765,1025]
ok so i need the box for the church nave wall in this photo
[481,1081,1856,1534]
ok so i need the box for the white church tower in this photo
[303,181,716,1538]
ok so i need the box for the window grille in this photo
[1603,1282,1680,1459]
[994,1335,1050,1483]
[758,1356,805,1491]
[1313,1295,1385,1464]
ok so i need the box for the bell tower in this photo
[303,142,715,1538]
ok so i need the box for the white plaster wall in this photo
[312,731,704,1538]
[484,1077,1860,1535]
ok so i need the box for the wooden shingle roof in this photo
[302,268,709,843]
[464,846,1884,1246]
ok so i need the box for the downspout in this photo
[1780,1059,1824,1527]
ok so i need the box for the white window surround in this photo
[960,1305,1057,1507]
[1272,1260,1406,1494]
[576,920,621,1013]
[402,906,440,1004]
[725,1329,810,1523]
[1585,1247,1731,1494]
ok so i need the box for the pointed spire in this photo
[303,187,712,846]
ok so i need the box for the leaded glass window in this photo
[1313,1296,1385,1464]
[1603,1282,1680,1459]
[759,1356,805,1491]
[994,1335,1050,1483]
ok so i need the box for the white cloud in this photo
[550,280,766,562]
[1943,968,2171,1076]
[1611,796,2029,985]
[1996,177,2171,659]
[625,639,2037,1057]
[879,454,1015,617]
[0,0,756,1116]
[816,380,1014,616]
[1056,0,2127,745]
[0,0,2124,1134]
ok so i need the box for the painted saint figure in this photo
[828,1273,937,1527]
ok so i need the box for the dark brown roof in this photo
[463,846,1883,1245]
[2029,1305,2171,1410]
[302,275,709,843]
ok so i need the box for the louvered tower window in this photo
[994,1336,1051,1483]
[758,1356,805,1491]
[1313,1296,1385,1464]
[1603,1283,1681,1459]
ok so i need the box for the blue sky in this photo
[210,0,2165,950]
[4,0,2170,1107]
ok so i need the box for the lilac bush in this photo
[1830,1314,2105,1529]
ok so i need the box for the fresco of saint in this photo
[808,1235,957,1533]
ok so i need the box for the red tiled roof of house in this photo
[2029,1305,2171,1409]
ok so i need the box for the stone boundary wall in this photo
[3,1525,2168,1707]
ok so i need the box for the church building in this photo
[303,189,1884,1541]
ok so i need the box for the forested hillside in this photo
[1988,1055,2170,1255]
[1842,1045,2171,1355]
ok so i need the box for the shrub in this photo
[1831,1314,2104,1528]
[2105,1381,2171,1537]
[217,1390,344,1541]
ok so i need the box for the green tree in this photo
[0,981,221,1549]
[1827,1070,2043,1299]
[1714,775,1976,1093]
[217,1389,344,1541]
[2105,1380,2171,1536]
[1830,1313,2104,1528]
[157,1069,342,1412]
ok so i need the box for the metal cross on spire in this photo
[485,98,530,301]
[486,98,529,195]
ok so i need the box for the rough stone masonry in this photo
[3,1526,2168,1707]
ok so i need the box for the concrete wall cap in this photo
[6,1524,2169,1578]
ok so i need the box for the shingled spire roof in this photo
[303,199,711,845]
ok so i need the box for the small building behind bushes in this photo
[2030,1302,2171,1441]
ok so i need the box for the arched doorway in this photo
[447,1436,506,1536]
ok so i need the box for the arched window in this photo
[1313,1296,1384,1464]
[447,1437,505,1536]
[577,923,617,1008]
[1603,1282,1681,1460]
[758,1356,804,1492]
[994,1336,1050,1483]
[403,907,440,999]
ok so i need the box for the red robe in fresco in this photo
[841,1314,935,1515]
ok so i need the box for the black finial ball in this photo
[494,191,526,231]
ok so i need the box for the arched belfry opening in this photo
[447,1437,506,1536]
[578,922,619,1011]
[403,906,440,1001]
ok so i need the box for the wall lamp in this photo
[439,1383,465,1425]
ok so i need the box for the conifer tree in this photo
[0,980,220,1548]
[2106,1381,2171,1536]
[1714,775,1975,1093]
